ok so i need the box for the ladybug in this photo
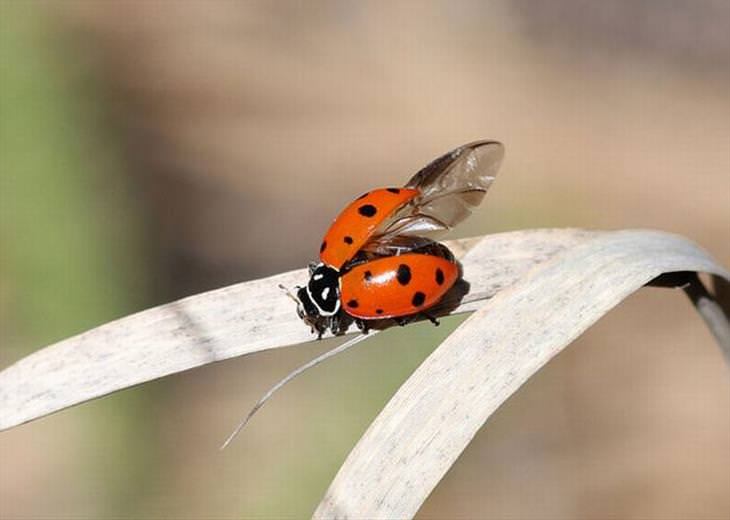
[293,140,504,338]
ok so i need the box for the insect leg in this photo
[330,314,344,336]
[421,312,440,327]
[355,319,370,334]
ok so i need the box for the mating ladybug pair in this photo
[292,140,505,338]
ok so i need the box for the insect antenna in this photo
[278,283,300,304]
[219,331,375,450]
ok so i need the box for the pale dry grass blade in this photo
[684,275,730,360]
[313,230,729,520]
[219,332,374,450]
[0,228,591,430]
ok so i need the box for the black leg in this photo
[421,313,440,326]
[394,317,408,327]
[334,315,351,336]
[329,315,340,335]
[355,319,370,334]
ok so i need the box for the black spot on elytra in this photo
[320,240,327,253]
[376,308,384,315]
[387,188,401,194]
[358,204,377,217]
[364,270,372,281]
[396,264,412,285]
[357,192,369,200]
[412,291,426,307]
[344,236,353,244]
[435,268,445,285]
[347,299,359,308]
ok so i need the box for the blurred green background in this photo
[1,1,728,519]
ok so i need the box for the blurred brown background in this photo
[1,1,728,518]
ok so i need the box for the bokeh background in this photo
[1,1,729,518]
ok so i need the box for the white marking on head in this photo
[305,281,340,317]
[322,287,330,300]
[313,273,323,281]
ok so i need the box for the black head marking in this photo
[435,268,445,285]
[358,204,377,217]
[387,188,401,194]
[344,236,353,244]
[347,299,359,308]
[412,291,426,307]
[397,264,412,285]
[297,286,319,318]
[307,264,340,315]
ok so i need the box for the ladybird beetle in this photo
[293,140,504,338]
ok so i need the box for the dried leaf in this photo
[0,228,591,430]
[313,229,729,519]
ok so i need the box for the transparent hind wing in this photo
[359,234,446,257]
[364,140,504,254]
[405,140,503,198]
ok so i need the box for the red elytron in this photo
[294,140,504,337]
[319,188,420,270]
[340,253,460,319]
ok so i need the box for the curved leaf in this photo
[0,228,591,430]
[313,229,729,519]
